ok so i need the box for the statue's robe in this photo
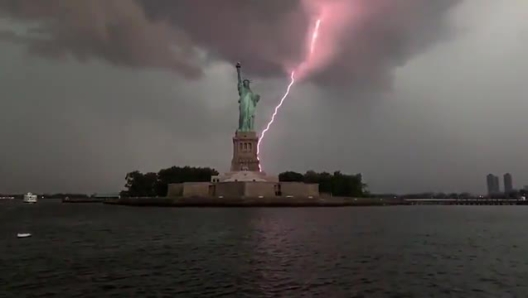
[238,83,260,131]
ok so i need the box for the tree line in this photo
[120,166,219,197]
[121,167,368,198]
[279,171,368,197]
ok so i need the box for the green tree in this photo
[316,172,333,194]
[121,166,219,197]
[155,166,218,196]
[121,171,157,197]
[279,170,368,197]
[278,171,304,182]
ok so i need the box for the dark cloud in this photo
[0,0,202,78]
[0,30,24,43]
[0,0,461,89]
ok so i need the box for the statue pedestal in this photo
[231,130,260,172]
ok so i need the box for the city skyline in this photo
[486,173,518,196]
[0,0,527,194]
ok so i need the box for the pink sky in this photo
[295,0,362,81]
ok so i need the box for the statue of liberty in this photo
[236,62,260,132]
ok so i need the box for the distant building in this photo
[486,174,500,195]
[486,174,493,195]
[504,173,513,194]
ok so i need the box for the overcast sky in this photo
[0,0,526,194]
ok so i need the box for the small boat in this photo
[17,233,31,238]
[23,192,38,204]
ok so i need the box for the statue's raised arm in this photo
[236,62,243,95]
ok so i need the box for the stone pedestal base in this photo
[212,171,279,183]
[231,130,260,172]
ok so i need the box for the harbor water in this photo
[1,200,528,297]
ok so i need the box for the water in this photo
[2,200,528,297]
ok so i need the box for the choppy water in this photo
[2,200,528,297]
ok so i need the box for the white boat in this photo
[17,233,32,238]
[23,192,38,204]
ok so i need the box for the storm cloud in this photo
[0,0,461,89]
[0,0,202,78]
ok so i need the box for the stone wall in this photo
[244,182,277,197]
[182,182,211,197]
[167,183,184,197]
[215,182,245,197]
[280,182,319,197]
[169,181,319,198]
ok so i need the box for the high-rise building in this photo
[486,174,494,195]
[486,174,500,195]
[504,173,513,194]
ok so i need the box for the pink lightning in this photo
[310,19,322,55]
[257,71,296,161]
[257,17,323,171]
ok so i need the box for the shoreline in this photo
[62,198,105,203]
[58,197,528,207]
[102,197,408,207]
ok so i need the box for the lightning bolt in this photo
[257,17,323,171]
[310,19,322,56]
[257,71,296,166]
